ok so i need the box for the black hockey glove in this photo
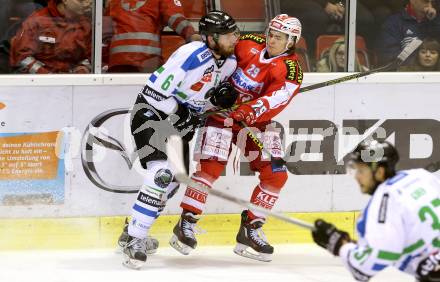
[209,81,238,109]
[312,219,351,256]
[171,103,201,141]
[416,251,440,282]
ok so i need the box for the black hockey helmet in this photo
[348,140,399,177]
[199,10,238,38]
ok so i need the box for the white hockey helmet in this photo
[267,14,302,47]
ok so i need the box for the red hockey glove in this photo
[229,104,257,125]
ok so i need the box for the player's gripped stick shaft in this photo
[202,37,423,118]
[166,135,315,231]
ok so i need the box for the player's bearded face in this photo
[216,30,240,57]
[351,163,376,194]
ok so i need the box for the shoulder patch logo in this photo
[198,49,212,62]
[240,34,266,44]
[284,59,303,84]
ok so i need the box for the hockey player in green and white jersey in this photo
[118,10,240,269]
[312,140,440,281]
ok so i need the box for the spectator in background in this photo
[357,0,405,51]
[360,0,404,28]
[280,0,374,57]
[9,0,92,74]
[316,37,369,72]
[377,0,440,65]
[0,0,45,73]
[106,0,200,73]
[399,37,440,70]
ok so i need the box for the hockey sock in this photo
[248,184,279,220]
[128,184,165,239]
[180,175,212,215]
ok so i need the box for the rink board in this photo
[1,73,440,249]
[0,212,358,250]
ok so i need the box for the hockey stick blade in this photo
[397,37,423,65]
[166,135,315,231]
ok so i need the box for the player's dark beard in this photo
[212,42,234,57]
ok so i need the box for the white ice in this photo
[0,244,413,282]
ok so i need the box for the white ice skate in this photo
[122,236,148,269]
[117,218,159,254]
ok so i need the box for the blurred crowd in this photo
[0,0,439,74]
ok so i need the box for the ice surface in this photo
[0,244,413,282]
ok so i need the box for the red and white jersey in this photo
[225,34,303,124]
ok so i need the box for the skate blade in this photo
[116,243,158,255]
[122,253,145,270]
[115,244,123,254]
[145,247,158,255]
[169,234,194,255]
[233,243,272,262]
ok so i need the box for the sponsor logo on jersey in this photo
[137,192,161,208]
[190,81,204,92]
[250,47,260,54]
[240,34,266,44]
[154,168,173,188]
[198,49,212,61]
[185,186,207,203]
[284,59,303,84]
[201,65,214,82]
[141,85,167,101]
[252,187,278,209]
[255,191,277,206]
[231,67,264,94]
[132,218,149,229]
[184,100,206,113]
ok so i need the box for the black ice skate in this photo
[233,210,274,262]
[169,212,200,255]
[117,218,159,254]
[122,235,149,269]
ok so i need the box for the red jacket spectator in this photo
[9,0,92,74]
[106,0,196,73]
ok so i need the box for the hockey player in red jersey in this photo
[170,14,303,262]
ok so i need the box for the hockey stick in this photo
[205,38,424,162]
[201,38,423,118]
[166,135,315,231]
[297,37,422,93]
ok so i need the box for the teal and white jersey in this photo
[339,169,440,281]
[139,41,237,115]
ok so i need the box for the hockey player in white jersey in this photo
[118,10,240,269]
[311,140,440,281]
